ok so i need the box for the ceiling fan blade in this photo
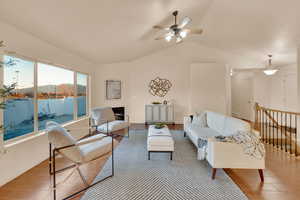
[0,41,5,47]
[183,28,203,35]
[233,68,264,73]
[153,25,169,30]
[178,17,191,29]
[155,33,169,40]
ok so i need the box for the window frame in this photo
[76,72,89,119]
[1,52,90,144]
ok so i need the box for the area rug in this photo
[81,130,248,200]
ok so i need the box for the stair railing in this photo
[255,103,299,156]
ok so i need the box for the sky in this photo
[4,55,87,89]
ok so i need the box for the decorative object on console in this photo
[149,77,172,97]
[163,100,168,104]
[154,122,166,129]
[152,101,161,104]
[106,80,121,100]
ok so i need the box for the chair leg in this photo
[258,169,264,182]
[127,126,130,138]
[148,151,150,160]
[112,135,114,176]
[170,152,173,160]
[184,131,186,137]
[49,143,52,175]
[53,149,56,200]
[212,168,217,180]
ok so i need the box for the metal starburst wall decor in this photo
[149,77,172,97]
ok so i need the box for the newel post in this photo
[254,102,260,131]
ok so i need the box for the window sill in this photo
[4,117,89,149]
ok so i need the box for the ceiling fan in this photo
[153,10,203,43]
[232,55,279,76]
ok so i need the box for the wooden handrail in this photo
[255,103,300,116]
[254,102,298,156]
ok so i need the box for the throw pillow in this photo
[192,112,207,127]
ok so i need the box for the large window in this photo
[37,63,75,130]
[77,73,88,118]
[2,55,89,141]
[3,56,34,140]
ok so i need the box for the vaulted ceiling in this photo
[0,0,299,66]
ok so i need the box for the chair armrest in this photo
[207,140,265,169]
[252,129,260,138]
[56,135,112,151]
[89,119,110,127]
[76,135,110,146]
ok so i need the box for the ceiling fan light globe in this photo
[179,31,187,38]
[165,35,172,42]
[176,37,182,43]
[263,69,278,75]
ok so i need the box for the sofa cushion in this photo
[189,126,220,147]
[223,116,250,136]
[206,111,226,133]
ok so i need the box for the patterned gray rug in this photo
[81,130,248,200]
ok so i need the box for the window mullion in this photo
[0,53,4,152]
[34,62,38,133]
[74,72,78,120]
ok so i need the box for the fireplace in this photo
[112,107,125,120]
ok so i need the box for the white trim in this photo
[4,117,89,148]
[4,50,90,75]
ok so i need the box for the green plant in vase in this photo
[154,122,166,129]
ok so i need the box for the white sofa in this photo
[184,111,265,181]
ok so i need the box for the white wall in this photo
[93,42,233,123]
[0,20,95,186]
[190,63,228,114]
[253,64,297,112]
[231,64,298,121]
[231,72,254,120]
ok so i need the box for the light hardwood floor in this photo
[0,124,299,200]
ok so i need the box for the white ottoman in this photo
[147,125,174,160]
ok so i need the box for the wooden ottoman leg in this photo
[258,169,264,182]
[212,168,217,180]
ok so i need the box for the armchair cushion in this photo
[97,120,129,133]
[47,126,82,163]
[79,136,117,162]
